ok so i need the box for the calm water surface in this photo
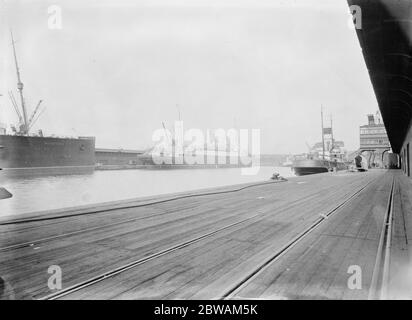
[0,166,294,217]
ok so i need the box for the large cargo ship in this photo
[0,134,95,176]
[0,32,95,177]
[137,121,252,169]
[138,142,252,169]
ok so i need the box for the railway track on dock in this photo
[1,180,283,226]
[0,179,350,253]
[222,175,396,300]
[0,180,286,252]
[38,176,378,300]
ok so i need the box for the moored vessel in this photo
[138,121,252,169]
[0,31,95,177]
[292,107,348,176]
[292,158,347,176]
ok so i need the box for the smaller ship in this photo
[281,155,293,167]
[292,157,347,176]
[292,107,348,176]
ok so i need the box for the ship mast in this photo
[330,115,334,152]
[321,105,325,159]
[10,30,29,135]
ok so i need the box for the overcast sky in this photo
[0,0,378,154]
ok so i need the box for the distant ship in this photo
[292,107,348,176]
[139,147,250,169]
[138,122,251,169]
[0,32,95,177]
[281,155,293,167]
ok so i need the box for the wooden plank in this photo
[0,170,385,299]
[234,171,391,300]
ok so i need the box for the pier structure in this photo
[0,169,411,299]
[347,0,412,176]
[1,0,412,300]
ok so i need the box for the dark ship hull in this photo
[0,134,95,177]
[292,159,347,176]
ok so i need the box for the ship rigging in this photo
[9,30,44,136]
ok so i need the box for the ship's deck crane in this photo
[8,91,23,125]
[9,30,44,135]
[27,100,43,129]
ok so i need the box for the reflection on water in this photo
[0,166,294,217]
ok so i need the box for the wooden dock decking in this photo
[1,169,411,300]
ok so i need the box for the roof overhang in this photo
[348,0,412,153]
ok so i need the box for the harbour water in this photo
[0,166,294,218]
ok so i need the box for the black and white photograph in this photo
[1,0,412,306]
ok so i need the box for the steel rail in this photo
[38,176,377,300]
